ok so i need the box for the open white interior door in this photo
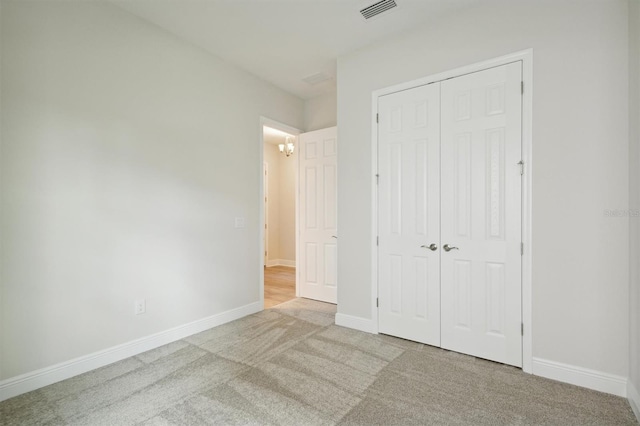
[298,127,338,304]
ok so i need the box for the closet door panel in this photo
[440,62,523,367]
[378,83,441,346]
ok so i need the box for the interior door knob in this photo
[421,243,437,251]
[443,244,459,252]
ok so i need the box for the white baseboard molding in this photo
[531,357,627,397]
[629,380,640,422]
[0,301,262,403]
[335,313,377,334]
[266,259,296,268]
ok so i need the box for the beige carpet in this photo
[0,298,637,425]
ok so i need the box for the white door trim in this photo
[370,49,533,373]
[259,117,301,307]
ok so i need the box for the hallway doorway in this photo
[262,123,298,308]
[264,266,296,308]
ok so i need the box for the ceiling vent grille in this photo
[302,72,332,86]
[360,0,397,20]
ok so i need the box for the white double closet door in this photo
[378,62,523,367]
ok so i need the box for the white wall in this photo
[337,0,629,377]
[278,146,296,263]
[629,0,640,414]
[263,139,296,265]
[304,91,337,132]
[264,143,281,263]
[0,1,303,380]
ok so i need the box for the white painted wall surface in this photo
[264,143,282,262]
[0,1,303,380]
[337,0,629,377]
[263,139,296,265]
[629,0,640,413]
[277,148,296,263]
[304,92,337,132]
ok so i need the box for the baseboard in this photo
[266,259,295,267]
[335,313,377,334]
[531,357,627,397]
[628,380,640,422]
[0,301,262,403]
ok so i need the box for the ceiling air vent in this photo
[302,72,332,86]
[360,0,397,20]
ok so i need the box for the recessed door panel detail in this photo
[324,165,337,230]
[414,256,429,319]
[455,91,471,121]
[454,133,472,239]
[305,243,318,284]
[415,140,428,236]
[389,143,402,235]
[305,167,317,229]
[486,128,505,240]
[379,61,522,368]
[415,101,428,128]
[324,138,337,157]
[306,142,317,160]
[486,83,505,116]
[324,244,337,288]
[389,107,402,132]
[299,127,338,303]
[389,255,403,314]
[453,260,472,329]
[485,262,506,336]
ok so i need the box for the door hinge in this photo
[376,113,379,123]
[375,174,379,185]
[520,242,524,256]
[376,298,379,308]
[376,236,379,246]
[518,160,524,176]
[521,322,524,336]
[521,81,524,94]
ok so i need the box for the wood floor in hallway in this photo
[264,265,296,308]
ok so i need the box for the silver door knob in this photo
[421,243,437,251]
[443,244,459,252]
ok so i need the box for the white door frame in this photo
[370,49,533,373]
[259,117,301,308]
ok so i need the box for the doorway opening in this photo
[262,124,298,308]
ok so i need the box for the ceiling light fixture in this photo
[278,136,295,157]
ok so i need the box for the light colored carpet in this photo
[0,298,637,425]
